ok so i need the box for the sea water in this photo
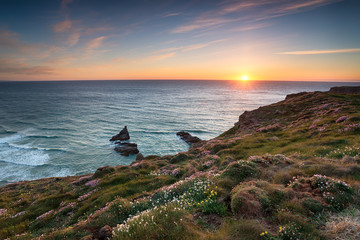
[1,80,359,186]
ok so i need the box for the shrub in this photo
[221,160,257,184]
[326,146,360,159]
[112,204,198,240]
[278,224,305,240]
[289,174,354,211]
[301,198,325,215]
[231,185,267,217]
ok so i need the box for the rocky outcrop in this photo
[176,131,201,144]
[114,143,139,156]
[110,126,130,141]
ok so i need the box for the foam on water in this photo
[0,132,50,166]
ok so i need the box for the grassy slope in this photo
[1,89,360,239]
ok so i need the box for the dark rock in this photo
[110,126,130,141]
[176,131,201,144]
[329,86,360,94]
[136,153,144,161]
[98,225,112,240]
[114,143,139,156]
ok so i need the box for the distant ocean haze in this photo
[0,80,359,186]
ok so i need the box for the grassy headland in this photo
[1,87,360,239]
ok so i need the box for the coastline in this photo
[0,86,360,239]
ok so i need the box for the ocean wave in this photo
[0,131,50,166]
[7,143,66,152]
[27,135,59,139]
[0,132,24,144]
[0,164,72,184]
[0,147,49,166]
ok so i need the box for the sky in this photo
[0,0,359,81]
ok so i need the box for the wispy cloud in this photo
[54,20,72,32]
[87,36,107,50]
[278,48,360,55]
[172,18,233,33]
[164,12,180,17]
[231,23,270,32]
[172,0,342,34]
[281,0,334,11]
[146,52,177,61]
[0,58,55,75]
[154,39,226,54]
[66,32,80,46]
[0,29,38,53]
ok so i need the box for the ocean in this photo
[1,80,359,186]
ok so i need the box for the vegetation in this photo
[1,88,360,239]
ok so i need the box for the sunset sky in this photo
[0,0,359,81]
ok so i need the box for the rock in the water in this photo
[114,143,139,156]
[98,225,112,240]
[136,153,144,161]
[176,131,201,144]
[110,126,130,141]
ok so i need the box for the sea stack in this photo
[110,126,130,141]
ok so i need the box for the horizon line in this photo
[1,79,360,83]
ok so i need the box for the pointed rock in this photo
[110,126,130,141]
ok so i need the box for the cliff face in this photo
[1,87,360,240]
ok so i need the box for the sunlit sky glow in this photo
[0,0,359,81]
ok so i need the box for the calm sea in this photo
[1,80,359,185]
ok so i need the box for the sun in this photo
[241,75,248,81]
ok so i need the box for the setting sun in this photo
[242,76,248,81]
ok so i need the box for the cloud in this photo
[0,58,55,75]
[281,0,334,11]
[54,20,72,32]
[0,29,37,53]
[154,39,226,54]
[172,0,342,34]
[66,32,80,46]
[231,23,270,32]
[172,18,233,33]
[87,36,107,50]
[146,52,177,61]
[183,39,226,52]
[278,48,360,55]
[164,12,180,17]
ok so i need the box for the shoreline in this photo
[1,86,360,239]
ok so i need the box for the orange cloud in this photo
[87,36,107,50]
